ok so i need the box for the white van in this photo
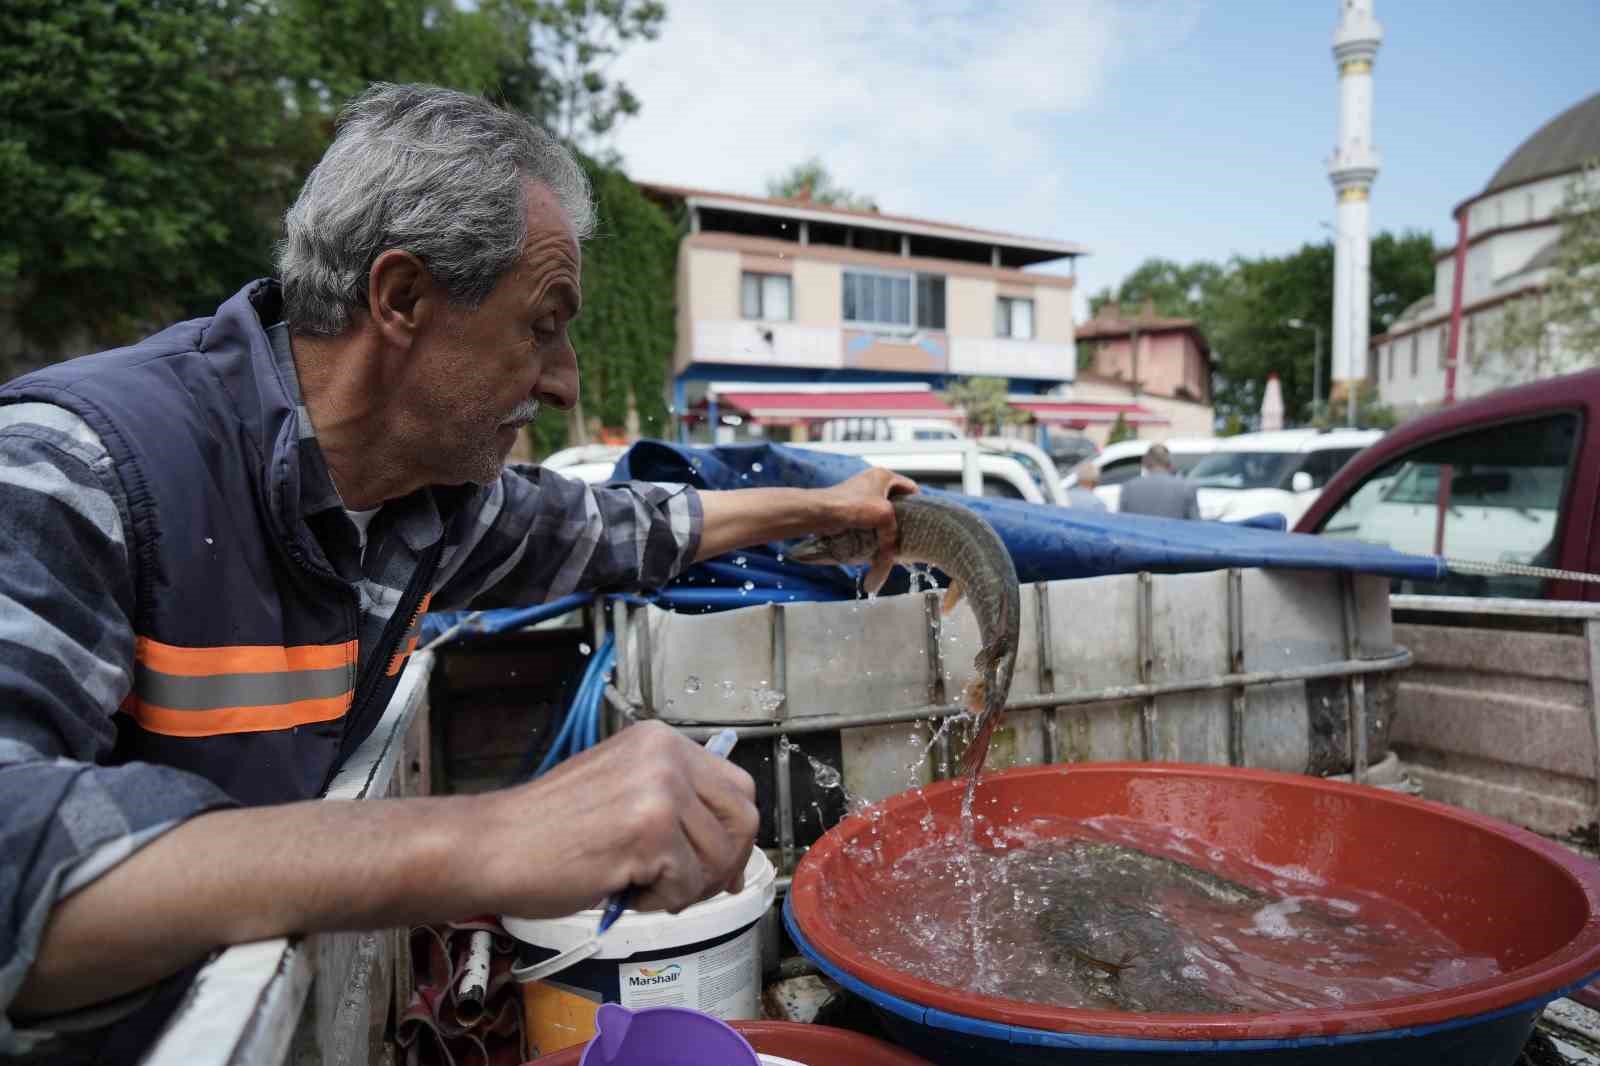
[815,417,962,444]
[1186,429,1381,524]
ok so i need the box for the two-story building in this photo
[639,184,1086,440]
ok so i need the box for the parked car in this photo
[1186,428,1381,524]
[1046,433,1099,471]
[806,440,1062,504]
[538,442,628,484]
[977,437,1067,501]
[1295,369,1600,601]
[1063,437,1219,512]
[548,439,1059,504]
[815,416,962,443]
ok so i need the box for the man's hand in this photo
[476,721,759,917]
[812,468,917,592]
[694,467,917,576]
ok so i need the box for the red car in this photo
[1295,369,1600,602]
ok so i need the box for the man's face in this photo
[411,182,581,485]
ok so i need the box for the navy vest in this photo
[1,281,442,806]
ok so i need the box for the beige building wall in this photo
[948,276,997,340]
[792,259,841,327]
[687,247,741,321]
[1034,286,1075,345]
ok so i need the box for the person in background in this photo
[1118,443,1200,520]
[1065,460,1107,511]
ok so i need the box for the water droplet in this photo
[751,462,763,472]
[578,642,591,655]
[743,580,754,591]
[734,555,747,566]
[683,676,701,694]
[204,537,214,545]
[776,552,784,562]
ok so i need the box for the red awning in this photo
[710,390,960,421]
[1011,400,1169,426]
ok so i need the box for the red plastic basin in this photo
[528,1019,934,1064]
[788,762,1600,1044]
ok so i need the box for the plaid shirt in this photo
[0,323,699,1053]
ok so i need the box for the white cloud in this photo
[609,0,1203,247]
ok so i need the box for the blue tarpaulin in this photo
[420,441,1443,643]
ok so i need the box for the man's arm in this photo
[431,462,915,610]
[17,721,755,1018]
[0,411,755,1031]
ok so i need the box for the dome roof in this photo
[1483,92,1600,195]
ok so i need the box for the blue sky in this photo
[608,1,1597,312]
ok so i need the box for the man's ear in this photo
[367,250,434,350]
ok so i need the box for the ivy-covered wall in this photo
[530,161,681,457]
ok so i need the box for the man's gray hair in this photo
[1074,459,1099,484]
[277,83,596,337]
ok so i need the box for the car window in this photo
[1188,451,1297,490]
[1315,413,1581,598]
[1098,456,1144,486]
[910,473,965,494]
[1171,453,1207,475]
[981,476,1027,500]
[1298,447,1361,489]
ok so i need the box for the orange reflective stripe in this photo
[386,593,433,677]
[136,637,356,677]
[126,694,352,738]
[125,637,357,737]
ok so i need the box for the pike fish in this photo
[788,493,1020,776]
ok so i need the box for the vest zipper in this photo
[340,540,444,754]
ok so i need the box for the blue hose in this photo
[522,633,615,781]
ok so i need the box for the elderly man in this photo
[1065,460,1107,511]
[1118,443,1200,520]
[0,85,912,1060]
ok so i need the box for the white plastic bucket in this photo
[506,848,776,1056]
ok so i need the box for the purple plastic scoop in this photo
[580,1003,759,1066]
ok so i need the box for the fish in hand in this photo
[788,493,1020,776]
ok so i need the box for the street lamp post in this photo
[1286,318,1324,424]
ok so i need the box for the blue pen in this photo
[596,727,741,937]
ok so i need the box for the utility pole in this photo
[1286,318,1324,422]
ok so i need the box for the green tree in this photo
[1482,162,1600,384]
[944,376,1014,435]
[0,0,300,371]
[0,0,670,376]
[766,158,878,211]
[1087,258,1226,321]
[1095,231,1434,430]
[517,0,665,153]
[1105,412,1136,444]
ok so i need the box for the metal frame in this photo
[604,575,1412,874]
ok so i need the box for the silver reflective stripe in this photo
[134,665,351,711]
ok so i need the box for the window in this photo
[996,296,1034,340]
[1098,456,1144,487]
[1296,448,1361,490]
[1386,344,1394,381]
[1315,413,1581,598]
[916,274,946,329]
[1188,451,1298,491]
[1438,326,1448,370]
[842,271,944,329]
[1409,334,1419,378]
[741,272,791,320]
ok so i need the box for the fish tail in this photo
[959,674,1003,776]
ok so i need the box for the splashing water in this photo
[824,815,1500,1013]
[682,675,701,694]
